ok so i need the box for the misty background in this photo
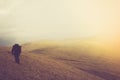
[0,0,120,46]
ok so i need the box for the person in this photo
[11,44,21,64]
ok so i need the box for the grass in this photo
[0,40,120,80]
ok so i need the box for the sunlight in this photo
[0,0,120,47]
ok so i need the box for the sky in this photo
[0,0,120,46]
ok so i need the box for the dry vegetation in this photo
[0,40,120,80]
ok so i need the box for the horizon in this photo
[0,0,120,48]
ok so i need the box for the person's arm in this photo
[19,46,22,54]
[11,46,14,55]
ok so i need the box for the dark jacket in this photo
[12,44,21,56]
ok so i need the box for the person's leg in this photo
[14,55,20,64]
[18,54,20,64]
[15,56,17,63]
[16,56,20,64]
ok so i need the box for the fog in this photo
[0,0,120,45]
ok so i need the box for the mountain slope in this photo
[0,42,120,80]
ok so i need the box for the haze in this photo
[0,0,120,46]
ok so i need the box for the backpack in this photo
[13,44,21,54]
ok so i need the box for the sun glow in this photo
[0,0,120,48]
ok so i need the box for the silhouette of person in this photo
[11,44,21,64]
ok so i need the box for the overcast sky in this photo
[0,0,120,45]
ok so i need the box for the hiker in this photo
[11,44,21,64]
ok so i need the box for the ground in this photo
[0,41,120,80]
